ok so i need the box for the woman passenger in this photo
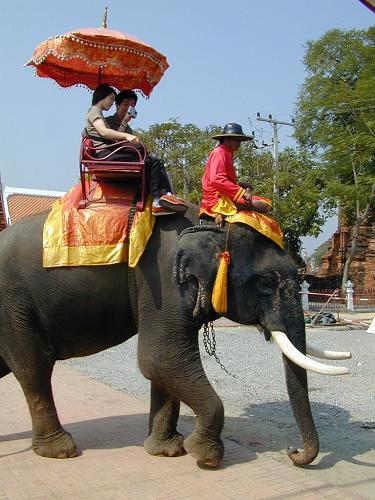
[85,84,187,215]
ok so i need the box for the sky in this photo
[0,0,373,253]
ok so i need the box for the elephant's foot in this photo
[183,433,224,467]
[144,432,186,457]
[32,428,78,459]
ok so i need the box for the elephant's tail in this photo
[0,355,11,379]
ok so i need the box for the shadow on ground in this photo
[206,400,375,470]
[1,402,373,470]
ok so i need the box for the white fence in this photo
[300,281,375,312]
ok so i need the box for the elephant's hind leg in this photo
[17,362,78,458]
[144,383,186,457]
[4,345,78,459]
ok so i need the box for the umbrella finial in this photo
[101,6,108,29]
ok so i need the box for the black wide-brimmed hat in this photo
[212,123,253,141]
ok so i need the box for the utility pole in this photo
[256,113,295,198]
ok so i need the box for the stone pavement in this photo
[0,365,362,499]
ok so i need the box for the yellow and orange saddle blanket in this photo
[43,187,283,269]
[43,182,154,268]
[199,195,284,249]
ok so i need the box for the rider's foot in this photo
[159,194,188,213]
[152,205,176,216]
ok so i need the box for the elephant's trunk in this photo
[283,355,319,465]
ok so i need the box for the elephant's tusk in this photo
[271,331,349,376]
[306,342,352,360]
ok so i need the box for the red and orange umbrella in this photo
[359,0,375,12]
[26,8,169,96]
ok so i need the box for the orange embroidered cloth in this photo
[199,195,284,249]
[43,182,155,268]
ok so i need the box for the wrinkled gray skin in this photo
[0,204,318,466]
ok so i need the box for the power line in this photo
[298,96,375,109]
[294,101,375,118]
[247,117,271,149]
[256,113,295,198]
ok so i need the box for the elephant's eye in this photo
[253,270,280,295]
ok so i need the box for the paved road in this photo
[0,365,351,499]
[0,321,373,498]
[63,322,375,498]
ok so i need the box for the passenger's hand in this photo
[120,115,131,127]
[125,134,139,144]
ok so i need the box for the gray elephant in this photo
[0,204,350,466]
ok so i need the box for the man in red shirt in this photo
[200,123,271,221]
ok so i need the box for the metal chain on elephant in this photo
[202,322,237,378]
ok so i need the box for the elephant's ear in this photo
[173,225,224,318]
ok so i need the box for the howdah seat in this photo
[79,138,147,210]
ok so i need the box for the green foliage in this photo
[274,148,326,236]
[294,27,375,224]
[234,146,327,257]
[137,119,221,204]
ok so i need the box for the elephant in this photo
[0,203,350,466]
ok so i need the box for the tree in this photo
[138,120,220,203]
[234,144,325,262]
[294,27,375,288]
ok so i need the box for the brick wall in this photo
[317,222,375,291]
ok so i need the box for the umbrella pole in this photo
[102,6,108,29]
[97,6,107,87]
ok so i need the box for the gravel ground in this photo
[63,324,375,498]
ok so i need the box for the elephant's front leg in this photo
[181,383,224,467]
[144,383,186,457]
[139,331,224,467]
